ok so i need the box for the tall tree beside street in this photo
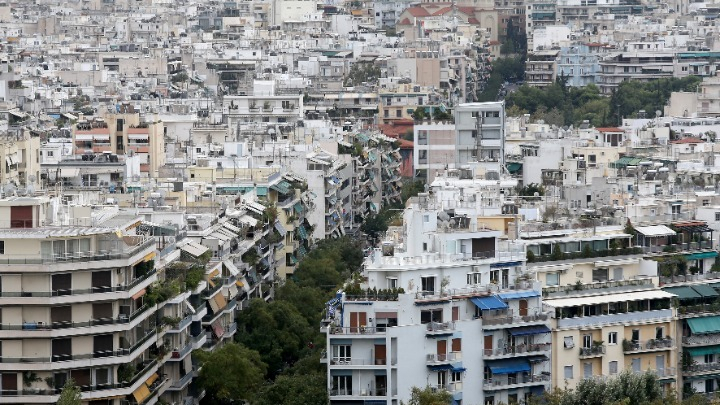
[57,379,82,405]
[195,343,267,403]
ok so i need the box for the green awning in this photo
[256,187,268,196]
[688,316,720,334]
[297,226,308,240]
[288,254,298,265]
[611,156,642,168]
[687,346,720,357]
[507,162,523,174]
[271,180,292,195]
[663,286,702,300]
[687,251,719,260]
[293,202,304,214]
[692,284,719,298]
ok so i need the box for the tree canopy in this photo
[195,342,267,403]
[57,379,82,405]
[505,76,702,127]
[401,386,453,405]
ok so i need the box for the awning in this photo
[688,346,720,357]
[470,296,508,311]
[634,225,676,237]
[132,289,147,300]
[244,201,265,214]
[687,251,719,260]
[255,187,268,196]
[689,316,720,334]
[497,291,541,300]
[544,290,677,308]
[93,134,111,141]
[128,134,149,140]
[239,215,258,227]
[270,180,292,194]
[508,325,551,336]
[132,384,151,404]
[223,260,239,276]
[507,162,522,174]
[274,220,287,236]
[297,225,308,240]
[452,364,466,372]
[63,113,78,120]
[222,222,241,233]
[212,320,225,338]
[181,241,209,257]
[488,359,530,375]
[692,284,719,298]
[75,134,93,141]
[428,364,453,371]
[293,202,304,214]
[145,373,159,386]
[60,168,80,177]
[209,231,232,241]
[214,293,228,310]
[662,286,702,300]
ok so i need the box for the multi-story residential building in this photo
[378,83,441,125]
[525,50,559,88]
[0,129,41,189]
[523,228,679,393]
[597,53,675,95]
[321,176,547,405]
[455,102,506,176]
[556,44,607,87]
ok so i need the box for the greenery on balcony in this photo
[342,285,405,301]
[527,246,643,263]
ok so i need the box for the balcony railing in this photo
[6,304,152,332]
[0,238,155,265]
[483,374,551,390]
[623,338,673,352]
[579,345,606,357]
[542,278,654,297]
[426,321,455,333]
[556,309,673,329]
[329,388,387,397]
[426,352,461,363]
[661,271,720,286]
[482,311,550,326]
[683,333,720,346]
[685,362,720,374]
[484,343,552,357]
[642,241,713,255]
[329,326,386,335]
[0,269,158,298]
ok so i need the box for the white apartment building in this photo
[322,179,549,405]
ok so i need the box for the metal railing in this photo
[329,326,386,335]
[579,345,606,357]
[483,311,550,326]
[685,362,720,374]
[642,241,713,254]
[623,338,673,352]
[0,238,155,265]
[426,352,461,363]
[483,374,550,389]
[426,321,455,333]
[484,343,552,357]
[7,304,152,331]
[0,269,157,298]
[683,333,720,346]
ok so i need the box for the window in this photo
[715,212,720,221]
[452,338,462,352]
[583,334,592,348]
[396,109,402,118]
[631,358,641,373]
[47,151,54,157]
[332,345,351,362]
[0,241,4,255]
[421,276,436,293]
[467,272,481,285]
[631,329,640,342]
[656,327,664,339]
[706,379,715,393]
[705,354,715,364]
[490,270,500,284]
[564,336,574,349]
[387,277,398,289]
[592,267,608,282]
[423,214,430,223]
[583,362,592,378]
[608,332,618,345]
[546,272,559,286]
[564,365,573,379]
[609,361,618,374]
[422,243,428,251]
[332,375,352,395]
[437,370,447,386]
[451,371,462,382]
[420,309,443,324]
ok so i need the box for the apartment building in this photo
[321,178,548,405]
[524,228,678,393]
[455,102,506,176]
[378,84,440,125]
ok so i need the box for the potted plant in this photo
[263,101,271,111]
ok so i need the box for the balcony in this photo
[426,321,455,335]
[483,343,552,359]
[683,333,720,347]
[579,345,606,358]
[483,374,551,390]
[482,311,551,328]
[329,388,388,397]
[329,326,386,335]
[426,352,461,364]
[556,309,673,329]
[684,362,720,376]
[0,238,155,266]
[167,370,195,391]
[641,240,713,255]
[623,338,674,353]
[169,339,193,361]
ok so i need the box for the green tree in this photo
[236,299,318,378]
[255,355,328,405]
[275,280,329,326]
[401,386,452,405]
[412,108,427,121]
[195,343,267,403]
[57,379,82,405]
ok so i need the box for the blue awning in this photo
[470,296,508,311]
[428,364,453,371]
[274,220,287,236]
[488,359,530,375]
[687,251,719,260]
[508,325,551,336]
[452,364,466,372]
[497,290,541,300]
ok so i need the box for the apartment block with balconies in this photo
[321,178,547,405]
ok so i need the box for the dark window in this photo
[93,334,114,358]
[92,303,113,321]
[420,309,443,324]
[0,241,4,254]
[1,373,17,394]
[51,306,72,326]
[52,338,72,361]
[91,271,112,292]
[71,369,91,387]
[116,119,124,132]
[10,206,32,228]
[52,273,72,296]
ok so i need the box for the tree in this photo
[255,355,328,405]
[235,299,318,378]
[57,379,82,405]
[275,280,329,327]
[195,343,267,403]
[528,371,664,405]
[412,108,427,121]
[401,386,452,405]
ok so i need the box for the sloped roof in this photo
[596,127,624,133]
[406,7,430,17]
[671,137,704,144]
